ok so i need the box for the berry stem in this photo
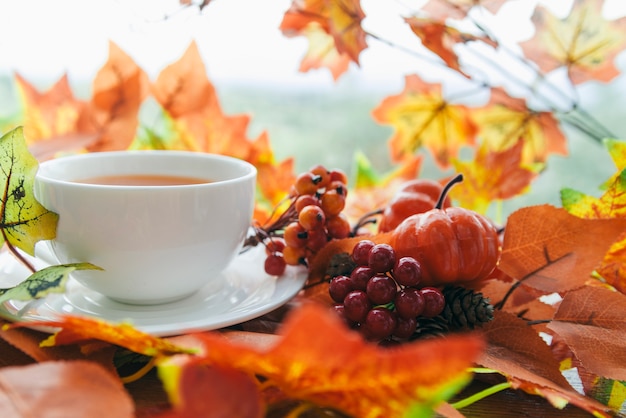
[436,173,463,209]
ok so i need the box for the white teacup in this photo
[34,150,257,305]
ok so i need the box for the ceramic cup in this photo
[34,150,257,305]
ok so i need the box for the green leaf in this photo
[0,262,102,304]
[0,126,59,255]
[353,151,381,188]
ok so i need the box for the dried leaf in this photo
[548,286,626,382]
[0,127,58,255]
[450,139,541,214]
[372,74,478,168]
[479,311,613,416]
[499,205,626,293]
[520,0,626,84]
[471,87,568,164]
[0,361,134,418]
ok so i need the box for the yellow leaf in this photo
[372,74,477,169]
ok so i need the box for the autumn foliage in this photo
[1,0,626,417]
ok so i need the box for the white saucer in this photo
[0,246,307,336]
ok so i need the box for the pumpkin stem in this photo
[436,173,463,209]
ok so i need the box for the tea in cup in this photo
[34,150,257,305]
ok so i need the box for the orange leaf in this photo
[184,303,483,417]
[472,87,568,164]
[280,0,367,78]
[405,17,497,76]
[479,311,613,416]
[561,168,626,293]
[0,361,134,418]
[6,315,195,358]
[520,0,626,84]
[499,205,626,294]
[15,73,92,142]
[421,0,507,20]
[298,22,352,80]
[89,41,149,151]
[450,138,541,214]
[548,286,626,382]
[372,74,478,169]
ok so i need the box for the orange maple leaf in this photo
[280,0,367,78]
[421,0,507,20]
[471,87,568,164]
[14,73,99,159]
[167,303,483,417]
[297,22,352,80]
[498,205,626,294]
[15,73,90,142]
[5,315,195,358]
[372,74,477,169]
[88,41,150,151]
[520,0,626,85]
[450,139,541,214]
[405,17,497,76]
[561,168,626,293]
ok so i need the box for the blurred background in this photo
[1,0,626,215]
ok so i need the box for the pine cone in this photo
[441,286,494,330]
[326,252,356,279]
[410,315,450,340]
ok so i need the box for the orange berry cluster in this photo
[263,165,350,276]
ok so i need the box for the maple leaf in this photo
[421,0,507,20]
[163,303,483,417]
[280,0,367,78]
[297,22,352,80]
[597,138,626,190]
[497,205,626,294]
[7,315,195,358]
[471,87,568,164]
[548,286,626,382]
[520,0,626,85]
[478,311,614,417]
[0,127,58,256]
[405,17,498,76]
[0,361,134,418]
[14,73,93,143]
[561,167,626,293]
[450,138,542,214]
[372,74,478,169]
[88,41,149,151]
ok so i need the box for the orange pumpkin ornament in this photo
[378,178,451,233]
[389,174,500,286]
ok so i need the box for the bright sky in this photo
[1,0,625,90]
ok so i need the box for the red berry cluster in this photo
[330,240,445,341]
[263,165,350,276]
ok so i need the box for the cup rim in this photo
[35,150,257,189]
